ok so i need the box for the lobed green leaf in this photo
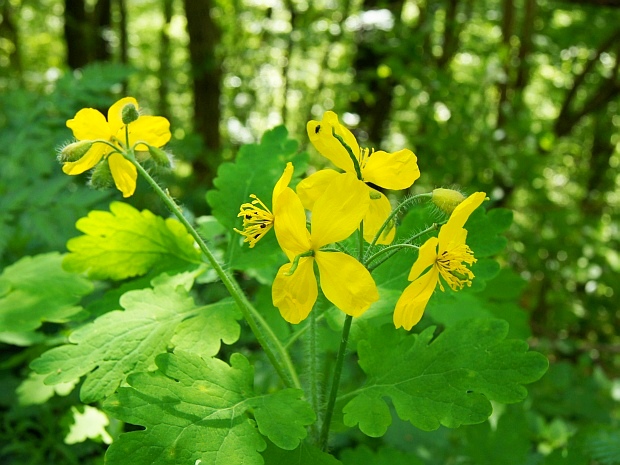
[342,318,548,437]
[63,202,201,280]
[30,282,240,403]
[103,351,315,465]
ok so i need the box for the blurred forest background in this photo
[1,0,619,463]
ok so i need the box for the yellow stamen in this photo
[435,243,477,291]
[233,194,274,248]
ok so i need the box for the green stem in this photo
[332,129,362,180]
[366,222,442,271]
[307,310,320,442]
[365,243,420,267]
[129,159,301,390]
[319,314,353,450]
[319,222,364,450]
[364,192,432,261]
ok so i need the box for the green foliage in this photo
[0,252,92,332]
[206,125,308,274]
[30,282,241,403]
[103,351,315,465]
[343,319,548,436]
[63,202,201,280]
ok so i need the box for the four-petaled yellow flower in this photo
[393,192,486,330]
[62,97,171,197]
[298,111,420,244]
[234,163,293,247]
[272,171,379,324]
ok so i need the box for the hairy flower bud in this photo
[121,104,140,124]
[58,140,93,162]
[432,188,466,214]
[147,145,172,167]
[89,161,114,190]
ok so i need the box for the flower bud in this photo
[147,145,172,167]
[121,104,140,124]
[432,188,466,214]
[89,161,114,190]
[58,140,93,162]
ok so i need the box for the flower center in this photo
[435,243,476,292]
[234,194,274,248]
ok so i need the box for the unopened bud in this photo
[89,161,114,190]
[432,188,466,214]
[121,104,139,124]
[147,145,172,167]
[59,140,93,162]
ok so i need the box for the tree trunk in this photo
[183,0,222,188]
[158,0,174,119]
[64,0,90,69]
[350,0,405,145]
[0,1,23,83]
[93,0,112,61]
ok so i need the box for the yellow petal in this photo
[439,192,486,244]
[108,97,139,134]
[108,153,138,197]
[307,111,358,173]
[311,173,369,248]
[315,251,378,317]
[408,236,439,281]
[61,143,108,175]
[272,258,318,324]
[362,149,420,190]
[362,189,395,245]
[296,169,340,210]
[393,266,439,330]
[126,115,172,150]
[66,108,113,141]
[438,226,468,256]
[273,188,312,258]
[273,162,294,206]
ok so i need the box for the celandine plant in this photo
[6,98,548,464]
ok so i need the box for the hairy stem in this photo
[130,158,301,390]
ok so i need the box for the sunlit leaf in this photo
[63,202,201,280]
[30,282,240,403]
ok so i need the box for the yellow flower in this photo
[62,97,171,197]
[272,173,379,324]
[393,192,486,330]
[298,111,420,244]
[234,163,294,248]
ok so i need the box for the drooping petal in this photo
[315,251,378,317]
[108,152,138,198]
[393,266,439,330]
[311,172,369,248]
[307,111,358,173]
[272,257,318,324]
[273,188,312,259]
[408,236,439,281]
[108,97,139,134]
[296,169,340,210]
[66,108,113,141]
[439,192,486,243]
[272,162,295,206]
[361,149,420,190]
[362,189,395,245]
[126,115,172,150]
[61,143,108,175]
